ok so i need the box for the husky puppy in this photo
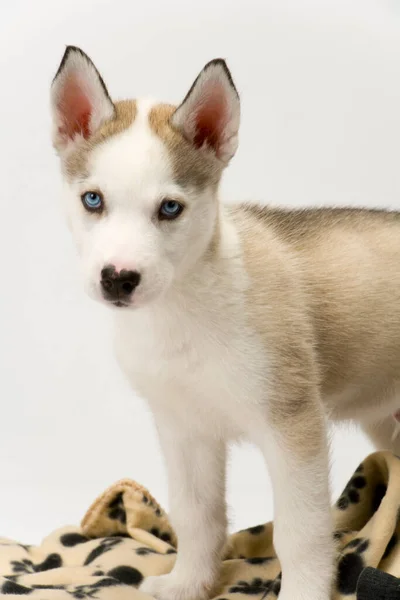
[51,46,399,600]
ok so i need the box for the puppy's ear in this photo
[51,46,115,154]
[171,59,240,165]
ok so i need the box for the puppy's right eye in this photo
[158,199,184,220]
[81,191,104,213]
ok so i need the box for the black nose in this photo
[100,265,141,301]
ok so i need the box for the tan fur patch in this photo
[229,207,325,459]
[64,100,222,192]
[64,100,137,180]
[248,205,400,409]
[229,206,327,461]
[148,104,221,190]
[231,204,400,458]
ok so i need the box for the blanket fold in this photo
[1,451,400,599]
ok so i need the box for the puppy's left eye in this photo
[81,191,104,213]
[158,199,184,220]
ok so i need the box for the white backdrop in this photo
[0,0,398,542]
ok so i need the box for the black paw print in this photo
[337,538,369,595]
[246,525,265,535]
[148,527,172,543]
[142,493,164,518]
[11,554,62,574]
[136,545,176,557]
[372,483,387,513]
[108,493,126,524]
[141,493,152,506]
[229,578,275,595]
[245,557,275,565]
[344,538,369,553]
[70,575,125,599]
[383,532,398,559]
[135,547,160,556]
[1,579,33,595]
[11,559,34,575]
[84,537,122,566]
[60,533,89,547]
[71,583,106,599]
[337,470,367,510]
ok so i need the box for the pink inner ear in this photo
[57,74,92,140]
[192,84,228,153]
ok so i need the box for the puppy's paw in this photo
[139,573,212,600]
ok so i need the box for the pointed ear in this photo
[51,46,115,153]
[171,59,240,165]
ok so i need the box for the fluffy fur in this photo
[51,47,400,600]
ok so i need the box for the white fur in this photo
[113,206,332,600]
[53,51,332,600]
[64,98,219,308]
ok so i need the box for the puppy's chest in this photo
[114,310,266,421]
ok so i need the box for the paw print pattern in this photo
[135,547,160,556]
[372,483,387,513]
[337,467,367,510]
[229,574,281,596]
[60,533,89,547]
[10,559,35,575]
[83,537,122,566]
[142,492,164,518]
[383,532,398,559]
[337,537,370,595]
[1,579,33,595]
[245,557,275,565]
[107,566,143,586]
[107,492,126,524]
[71,583,103,599]
[11,554,62,574]
[20,566,144,599]
[246,525,265,535]
[70,577,120,599]
[148,527,172,543]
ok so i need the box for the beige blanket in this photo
[1,451,399,599]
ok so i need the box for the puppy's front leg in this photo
[256,385,333,600]
[140,417,227,600]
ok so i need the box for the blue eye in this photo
[82,191,103,212]
[159,199,184,220]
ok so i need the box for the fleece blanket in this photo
[0,451,400,600]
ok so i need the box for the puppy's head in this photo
[51,47,240,309]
